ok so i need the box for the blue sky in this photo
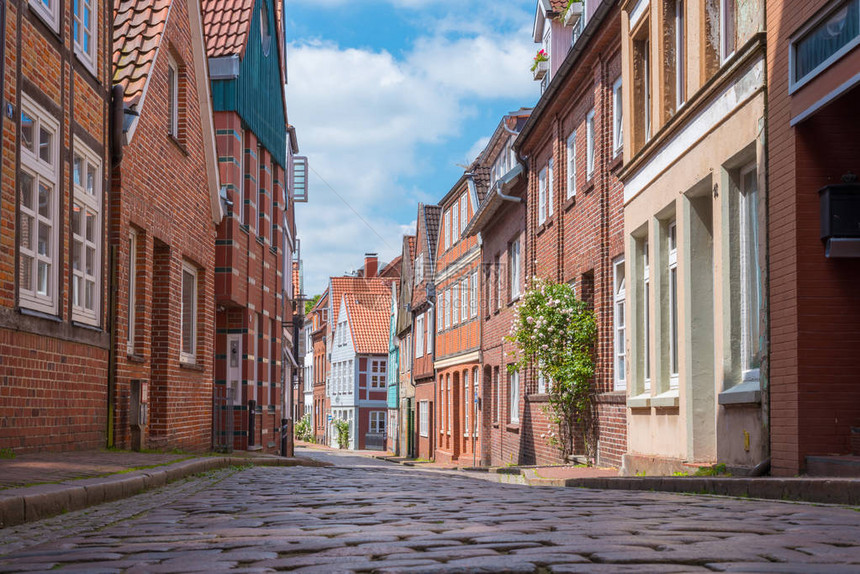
[285,0,540,296]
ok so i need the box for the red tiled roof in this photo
[329,276,391,329]
[345,292,391,355]
[550,0,568,13]
[201,0,254,58]
[406,235,417,263]
[113,0,174,107]
[380,255,402,279]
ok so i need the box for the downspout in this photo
[106,85,125,448]
[0,0,6,205]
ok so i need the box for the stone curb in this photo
[0,456,322,529]
[562,476,860,505]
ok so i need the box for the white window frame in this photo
[460,193,468,234]
[614,256,627,391]
[71,138,102,326]
[370,359,387,389]
[415,313,425,358]
[547,157,554,218]
[470,271,477,318]
[463,377,469,435]
[73,0,97,73]
[510,237,521,300]
[612,78,623,156]
[452,283,459,326]
[566,130,577,199]
[789,0,860,92]
[167,55,179,138]
[445,209,451,250]
[29,0,60,33]
[180,262,198,364]
[643,239,651,392]
[586,109,596,179]
[720,0,736,63]
[419,400,429,437]
[538,370,547,395]
[18,96,60,315]
[460,278,468,323]
[739,164,761,381]
[495,255,503,310]
[452,199,459,245]
[668,222,679,389]
[127,229,138,355]
[444,288,451,328]
[509,370,520,424]
[370,411,386,434]
[538,166,548,225]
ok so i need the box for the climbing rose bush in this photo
[507,278,598,464]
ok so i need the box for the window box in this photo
[532,59,548,80]
[563,1,583,27]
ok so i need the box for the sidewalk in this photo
[0,449,326,529]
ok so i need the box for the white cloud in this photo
[288,16,539,294]
[464,136,491,165]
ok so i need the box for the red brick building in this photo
[111,0,222,451]
[434,169,487,465]
[767,0,860,476]
[0,0,113,452]
[394,235,417,457]
[204,0,301,452]
[310,291,329,444]
[412,204,441,461]
[465,110,531,467]
[515,0,627,467]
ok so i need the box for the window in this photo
[181,262,198,363]
[414,253,424,285]
[452,283,459,325]
[258,161,266,238]
[509,370,520,424]
[473,368,480,436]
[538,370,547,394]
[447,377,452,432]
[445,210,451,250]
[464,377,469,435]
[642,239,651,392]
[566,130,577,199]
[71,140,102,325]
[238,131,246,224]
[470,271,478,318]
[612,79,623,155]
[509,238,521,300]
[667,221,679,389]
[614,256,627,391]
[29,0,59,32]
[460,278,468,323]
[445,288,451,328]
[495,255,503,310]
[370,411,386,434]
[167,57,179,138]
[738,165,761,379]
[791,0,860,89]
[370,360,386,389]
[73,0,97,71]
[721,0,737,62]
[127,229,138,354]
[632,20,652,150]
[460,194,468,234]
[260,0,272,56]
[427,308,434,355]
[415,313,425,358]
[675,1,686,110]
[493,367,500,423]
[18,97,60,315]
[547,158,555,217]
[538,166,548,225]
[586,110,596,179]
[419,401,429,437]
[452,199,459,244]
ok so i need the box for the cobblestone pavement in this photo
[0,450,858,573]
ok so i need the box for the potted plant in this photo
[562,0,584,27]
[532,49,549,80]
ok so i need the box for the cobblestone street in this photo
[1,450,858,573]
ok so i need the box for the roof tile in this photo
[201,0,254,59]
[112,0,173,107]
[345,292,391,355]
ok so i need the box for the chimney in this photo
[364,253,378,278]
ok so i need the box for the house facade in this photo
[466,110,531,467]
[516,0,627,468]
[204,0,302,453]
[619,0,767,475]
[395,235,417,457]
[0,0,113,453]
[434,169,487,465]
[301,316,314,425]
[767,0,860,476]
[111,0,222,452]
[310,291,329,444]
[412,204,442,461]
[386,283,400,453]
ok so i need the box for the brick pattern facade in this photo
[518,6,626,468]
[112,0,216,452]
[767,0,860,475]
[0,0,111,453]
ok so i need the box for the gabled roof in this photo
[344,292,390,355]
[380,256,402,279]
[329,276,391,328]
[113,0,173,109]
[423,204,442,266]
[201,0,254,58]
[406,235,417,263]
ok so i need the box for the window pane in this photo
[86,246,94,275]
[87,165,96,195]
[21,112,35,153]
[182,269,195,355]
[39,127,52,164]
[72,240,82,271]
[795,2,859,81]
[85,280,94,310]
[20,214,33,252]
[86,211,95,242]
[20,254,32,291]
[72,275,80,306]
[20,172,34,209]
[670,267,678,374]
[38,222,51,257]
[72,205,82,238]
[37,261,49,296]
[38,183,51,218]
[74,155,82,186]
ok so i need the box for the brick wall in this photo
[518,7,627,468]
[0,0,111,453]
[111,0,215,453]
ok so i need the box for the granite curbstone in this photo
[0,494,25,528]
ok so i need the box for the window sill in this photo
[718,379,761,406]
[582,180,595,194]
[71,319,102,332]
[609,153,623,172]
[652,389,679,408]
[563,195,576,211]
[536,218,553,237]
[627,393,651,409]
[167,134,189,156]
[19,306,61,323]
[127,353,146,364]
[179,360,204,372]
[73,50,98,83]
[506,423,520,433]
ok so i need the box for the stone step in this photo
[805,455,860,478]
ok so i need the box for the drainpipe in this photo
[0,0,6,204]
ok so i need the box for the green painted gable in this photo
[211,0,287,167]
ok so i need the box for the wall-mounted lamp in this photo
[820,172,860,258]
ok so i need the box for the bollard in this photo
[281,418,294,457]
[248,399,256,447]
